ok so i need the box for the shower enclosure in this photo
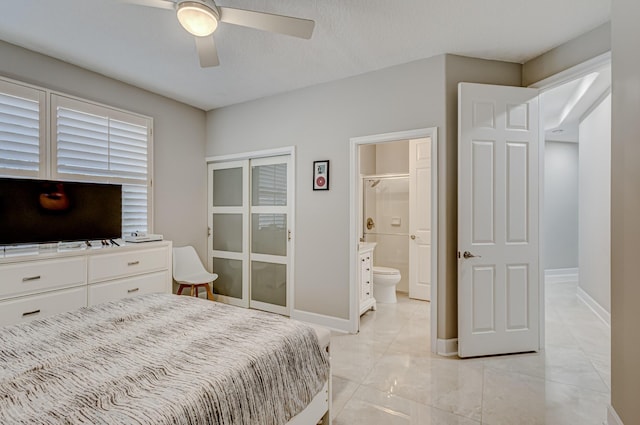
[362,174,409,291]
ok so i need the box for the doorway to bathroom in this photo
[349,128,438,339]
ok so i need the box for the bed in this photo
[0,293,331,425]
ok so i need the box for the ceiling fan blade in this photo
[195,36,220,68]
[119,0,175,10]
[219,7,315,39]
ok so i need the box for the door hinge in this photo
[288,230,292,241]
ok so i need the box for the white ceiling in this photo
[0,0,610,111]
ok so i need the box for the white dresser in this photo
[0,241,172,327]
[359,242,377,315]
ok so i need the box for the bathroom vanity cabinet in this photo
[359,243,377,315]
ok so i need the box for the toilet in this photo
[372,266,401,303]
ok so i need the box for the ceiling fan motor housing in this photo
[176,0,220,36]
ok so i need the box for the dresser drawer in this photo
[88,271,169,306]
[0,257,86,299]
[0,286,87,327]
[89,247,168,283]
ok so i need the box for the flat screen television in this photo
[0,177,122,245]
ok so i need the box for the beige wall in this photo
[375,140,409,175]
[0,41,208,263]
[522,22,611,87]
[207,54,522,336]
[578,94,611,313]
[207,55,447,321]
[359,144,376,176]
[611,0,640,422]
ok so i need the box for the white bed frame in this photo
[287,339,331,425]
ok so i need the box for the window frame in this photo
[0,79,47,178]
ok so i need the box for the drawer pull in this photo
[128,261,140,266]
[22,309,41,317]
[127,288,140,293]
[22,275,41,282]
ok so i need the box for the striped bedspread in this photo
[0,294,330,424]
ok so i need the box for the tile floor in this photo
[330,281,611,425]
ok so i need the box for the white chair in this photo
[173,246,218,301]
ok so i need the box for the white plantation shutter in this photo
[52,94,152,234]
[0,81,45,177]
[122,184,148,235]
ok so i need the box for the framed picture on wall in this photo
[313,160,330,190]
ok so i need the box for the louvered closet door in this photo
[249,155,292,316]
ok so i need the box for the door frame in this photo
[206,146,296,314]
[528,51,611,349]
[349,128,438,350]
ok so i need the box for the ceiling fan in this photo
[124,0,315,67]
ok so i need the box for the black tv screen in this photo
[0,178,122,245]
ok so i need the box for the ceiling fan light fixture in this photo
[177,1,219,37]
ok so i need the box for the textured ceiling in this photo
[0,0,610,111]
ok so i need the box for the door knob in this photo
[462,251,481,259]
[410,235,416,240]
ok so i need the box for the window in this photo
[0,80,45,178]
[52,95,152,235]
[0,77,153,236]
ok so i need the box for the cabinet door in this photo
[88,271,168,306]
[0,287,87,327]
[360,253,372,302]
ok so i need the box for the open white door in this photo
[458,83,540,358]
[409,137,431,301]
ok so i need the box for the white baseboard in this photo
[545,268,579,284]
[291,309,351,333]
[577,286,611,327]
[436,338,458,356]
[607,405,624,425]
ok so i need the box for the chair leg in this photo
[177,284,186,295]
[190,285,195,297]
[205,283,215,301]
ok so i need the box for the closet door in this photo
[249,155,292,316]
[208,160,249,307]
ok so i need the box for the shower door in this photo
[208,155,292,315]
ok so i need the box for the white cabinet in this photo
[0,241,172,326]
[0,287,87,327]
[88,271,168,306]
[359,243,377,315]
[89,247,170,283]
[0,256,86,299]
